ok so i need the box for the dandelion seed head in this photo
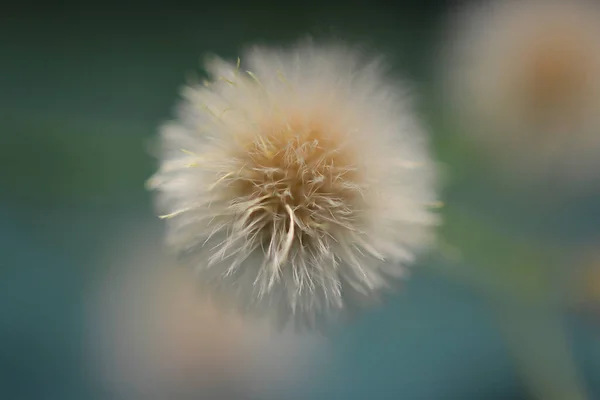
[149,40,439,329]
[443,0,600,185]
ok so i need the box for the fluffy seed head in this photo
[443,0,600,185]
[148,40,439,329]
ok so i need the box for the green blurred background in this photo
[2,1,600,399]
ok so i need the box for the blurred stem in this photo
[491,298,588,400]
[438,207,589,400]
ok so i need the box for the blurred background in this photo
[2,0,600,399]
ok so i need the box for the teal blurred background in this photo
[2,1,600,399]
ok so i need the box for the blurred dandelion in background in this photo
[147,40,440,330]
[86,225,327,400]
[436,1,600,399]
[443,0,600,189]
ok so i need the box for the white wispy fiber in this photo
[148,40,439,329]
[443,0,600,185]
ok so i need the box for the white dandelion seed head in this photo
[149,40,439,329]
[443,0,600,184]
[86,225,327,399]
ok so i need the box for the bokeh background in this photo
[2,1,600,399]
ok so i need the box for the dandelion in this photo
[86,227,326,399]
[148,40,439,329]
[444,0,600,184]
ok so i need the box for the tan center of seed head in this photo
[518,21,594,122]
[232,114,365,247]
